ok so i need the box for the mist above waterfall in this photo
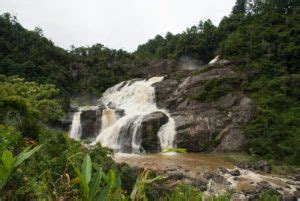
[179,56,204,70]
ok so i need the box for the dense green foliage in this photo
[0,145,41,189]
[135,20,221,64]
[190,77,243,102]
[217,1,300,164]
[69,44,133,96]
[0,76,63,139]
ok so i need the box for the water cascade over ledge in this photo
[69,77,176,153]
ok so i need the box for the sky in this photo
[0,0,236,52]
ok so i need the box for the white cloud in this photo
[0,0,236,52]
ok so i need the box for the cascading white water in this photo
[101,108,117,130]
[95,77,176,152]
[69,110,82,140]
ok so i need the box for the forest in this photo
[0,0,299,200]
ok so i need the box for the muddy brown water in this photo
[114,153,234,172]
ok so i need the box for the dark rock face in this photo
[50,119,72,132]
[153,63,254,152]
[229,169,241,176]
[118,112,169,153]
[174,116,210,152]
[140,112,169,153]
[118,116,141,153]
[81,109,102,139]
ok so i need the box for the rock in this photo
[256,160,272,173]
[219,167,229,174]
[69,105,79,112]
[229,169,241,176]
[203,172,230,185]
[166,172,184,180]
[119,112,169,153]
[107,102,116,109]
[286,181,297,185]
[193,178,208,191]
[50,119,72,132]
[295,175,300,182]
[281,195,298,201]
[293,191,300,198]
[214,127,246,152]
[140,112,169,152]
[256,181,272,192]
[174,117,210,152]
[151,64,253,153]
[115,109,125,117]
[217,93,238,109]
[118,116,142,153]
[81,109,102,139]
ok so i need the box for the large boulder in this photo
[173,115,210,152]
[118,112,169,153]
[140,112,169,152]
[118,116,141,153]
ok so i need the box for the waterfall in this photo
[95,77,176,153]
[69,110,82,140]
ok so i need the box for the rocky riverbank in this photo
[114,153,300,200]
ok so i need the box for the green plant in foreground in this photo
[259,190,280,201]
[0,145,42,189]
[131,169,165,201]
[72,154,122,201]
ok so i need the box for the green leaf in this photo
[72,164,90,198]
[108,169,116,188]
[97,185,110,201]
[14,145,42,167]
[2,150,14,170]
[0,164,9,189]
[81,154,92,185]
[89,168,103,200]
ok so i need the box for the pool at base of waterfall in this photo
[114,153,300,197]
[114,153,234,172]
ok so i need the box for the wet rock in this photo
[50,119,72,132]
[293,190,300,198]
[118,116,141,153]
[295,175,300,182]
[229,169,241,176]
[81,109,102,139]
[219,167,229,174]
[193,178,208,191]
[107,102,116,109]
[256,160,272,173]
[203,172,230,185]
[286,181,297,185]
[69,105,79,112]
[140,112,169,153]
[166,172,184,180]
[115,109,125,118]
[256,181,273,192]
[281,194,298,201]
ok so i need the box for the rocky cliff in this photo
[150,60,254,152]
